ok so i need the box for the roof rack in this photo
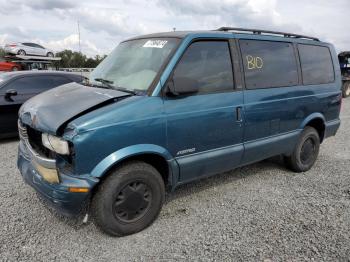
[216,27,319,41]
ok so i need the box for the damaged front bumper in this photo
[17,122,98,217]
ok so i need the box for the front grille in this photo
[26,126,56,159]
[18,120,73,167]
[18,121,28,140]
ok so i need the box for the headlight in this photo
[42,133,70,155]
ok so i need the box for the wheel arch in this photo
[90,144,179,190]
[300,113,326,143]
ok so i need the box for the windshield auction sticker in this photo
[143,40,168,48]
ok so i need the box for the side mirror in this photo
[5,89,18,101]
[167,76,199,96]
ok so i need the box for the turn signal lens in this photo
[68,187,89,193]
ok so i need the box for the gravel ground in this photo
[0,100,350,262]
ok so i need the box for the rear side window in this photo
[5,75,69,94]
[68,75,84,83]
[240,40,298,89]
[50,75,71,86]
[173,41,234,94]
[298,44,334,85]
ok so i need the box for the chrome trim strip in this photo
[18,121,56,169]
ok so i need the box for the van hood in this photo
[19,82,130,134]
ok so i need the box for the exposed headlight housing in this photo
[42,133,70,155]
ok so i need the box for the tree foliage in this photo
[53,50,107,68]
[0,47,6,59]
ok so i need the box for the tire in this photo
[284,126,320,172]
[11,66,19,71]
[91,161,165,236]
[17,50,26,56]
[342,81,350,98]
[47,52,54,57]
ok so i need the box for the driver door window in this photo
[173,41,234,94]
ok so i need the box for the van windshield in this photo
[90,38,179,93]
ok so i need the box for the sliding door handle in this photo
[236,106,242,122]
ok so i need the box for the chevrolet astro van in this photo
[17,28,342,236]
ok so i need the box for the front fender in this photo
[90,144,175,179]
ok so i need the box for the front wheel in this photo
[342,81,350,98]
[91,161,165,236]
[284,127,320,172]
[47,52,54,57]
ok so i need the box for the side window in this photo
[298,44,334,85]
[69,75,84,83]
[4,76,66,94]
[4,77,36,94]
[173,41,234,94]
[50,75,72,86]
[240,40,298,89]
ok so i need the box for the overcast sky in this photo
[0,0,348,57]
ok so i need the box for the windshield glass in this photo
[90,38,179,93]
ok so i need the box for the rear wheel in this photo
[342,81,350,98]
[47,52,54,57]
[91,161,165,236]
[284,127,320,172]
[17,50,26,56]
[11,66,19,71]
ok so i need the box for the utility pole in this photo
[78,21,81,54]
[77,21,83,75]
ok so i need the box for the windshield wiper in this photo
[94,78,114,89]
[94,78,136,95]
[113,86,137,95]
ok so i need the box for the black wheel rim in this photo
[113,181,152,223]
[300,137,316,165]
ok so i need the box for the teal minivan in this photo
[18,28,342,236]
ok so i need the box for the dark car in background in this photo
[0,71,85,138]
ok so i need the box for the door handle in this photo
[236,106,242,122]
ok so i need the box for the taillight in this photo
[9,44,17,47]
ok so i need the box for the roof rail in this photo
[216,27,319,41]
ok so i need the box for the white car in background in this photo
[4,42,55,57]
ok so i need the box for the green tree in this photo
[0,47,6,58]
[53,49,106,68]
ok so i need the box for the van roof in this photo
[128,27,321,43]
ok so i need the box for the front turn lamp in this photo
[42,133,70,155]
